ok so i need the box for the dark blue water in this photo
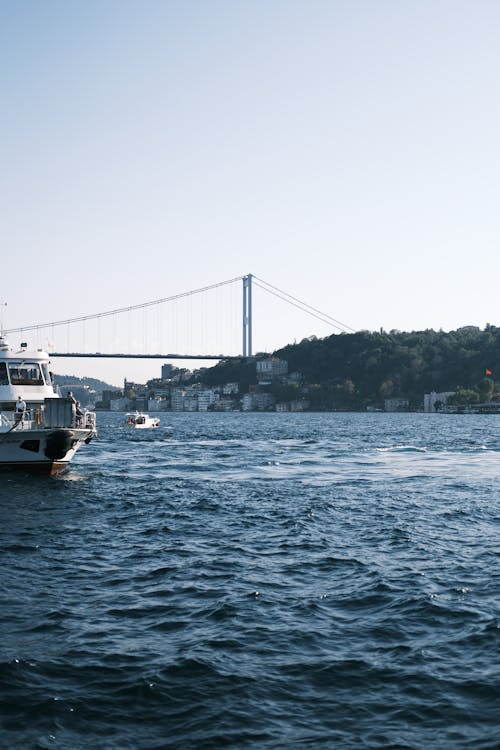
[1,412,499,749]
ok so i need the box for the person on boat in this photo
[67,391,77,425]
[15,396,26,424]
[75,401,84,427]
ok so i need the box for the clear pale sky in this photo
[2,1,499,386]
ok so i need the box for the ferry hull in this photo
[0,427,94,475]
[0,459,68,475]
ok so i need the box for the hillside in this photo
[52,374,119,407]
[202,325,500,410]
[53,374,119,392]
[275,326,499,409]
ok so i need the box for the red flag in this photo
[486,369,492,376]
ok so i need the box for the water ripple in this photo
[1,412,499,749]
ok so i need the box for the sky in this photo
[2,0,500,386]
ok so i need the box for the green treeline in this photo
[202,325,500,410]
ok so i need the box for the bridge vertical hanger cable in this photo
[173,298,177,355]
[156,304,160,358]
[142,307,146,355]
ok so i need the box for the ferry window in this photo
[0,362,8,385]
[8,362,44,386]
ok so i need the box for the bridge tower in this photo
[242,273,252,357]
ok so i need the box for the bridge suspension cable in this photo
[252,275,356,333]
[3,276,245,335]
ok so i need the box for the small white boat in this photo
[0,335,97,474]
[125,412,160,429]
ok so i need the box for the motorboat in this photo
[125,412,160,429]
[0,335,97,474]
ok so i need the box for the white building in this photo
[214,398,238,411]
[148,397,169,412]
[256,358,288,383]
[110,397,128,411]
[198,389,218,411]
[241,392,275,411]
[423,391,455,413]
[170,388,186,411]
[184,395,198,412]
[384,398,409,412]
[276,403,289,412]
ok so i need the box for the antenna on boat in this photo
[0,302,6,335]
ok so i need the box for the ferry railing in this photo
[0,411,34,431]
[0,413,13,428]
[83,411,97,432]
[0,403,97,433]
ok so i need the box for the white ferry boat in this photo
[125,412,160,429]
[0,335,97,474]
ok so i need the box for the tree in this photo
[478,377,494,402]
[448,389,480,405]
[379,379,394,399]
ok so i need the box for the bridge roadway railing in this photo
[48,352,253,360]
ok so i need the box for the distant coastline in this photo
[57,325,500,415]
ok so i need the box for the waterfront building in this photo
[423,391,455,413]
[241,392,275,411]
[256,358,288,384]
[198,389,218,411]
[170,388,186,411]
[384,398,410,412]
[223,382,239,395]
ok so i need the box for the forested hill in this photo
[274,325,500,408]
[53,374,118,392]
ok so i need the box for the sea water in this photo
[0,412,499,749]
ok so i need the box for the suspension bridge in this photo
[2,274,355,362]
